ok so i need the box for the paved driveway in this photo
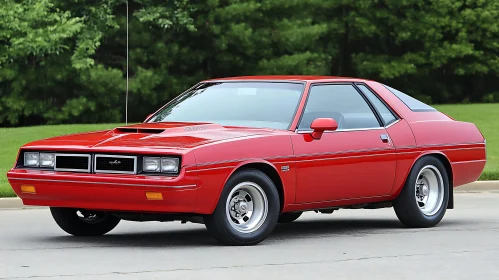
[1,193,498,279]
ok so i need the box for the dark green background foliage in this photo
[1,0,499,126]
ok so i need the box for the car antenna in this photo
[125,0,129,125]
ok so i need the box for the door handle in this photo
[380,134,390,143]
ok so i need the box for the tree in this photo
[1,0,499,127]
[0,0,195,126]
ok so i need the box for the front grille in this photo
[55,154,91,172]
[94,155,137,174]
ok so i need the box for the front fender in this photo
[190,134,295,214]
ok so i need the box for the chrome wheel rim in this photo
[225,182,268,233]
[415,165,444,216]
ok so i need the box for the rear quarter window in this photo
[383,85,436,112]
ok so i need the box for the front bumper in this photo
[7,169,199,213]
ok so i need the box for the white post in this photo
[125,0,129,124]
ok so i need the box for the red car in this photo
[7,76,486,245]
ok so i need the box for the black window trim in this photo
[353,82,401,126]
[295,82,393,132]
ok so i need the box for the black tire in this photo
[278,212,303,223]
[393,156,450,228]
[50,207,121,236]
[204,169,280,246]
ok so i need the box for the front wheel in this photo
[50,207,121,236]
[204,169,280,246]
[393,156,449,228]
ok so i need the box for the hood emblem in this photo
[109,160,121,165]
[184,125,208,132]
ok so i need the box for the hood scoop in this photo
[113,127,165,134]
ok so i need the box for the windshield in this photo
[148,82,304,130]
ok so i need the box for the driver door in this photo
[291,83,397,203]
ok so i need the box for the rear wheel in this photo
[50,207,121,236]
[204,169,280,246]
[393,156,449,227]
[278,212,303,223]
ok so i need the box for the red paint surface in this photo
[7,76,486,215]
[291,129,397,202]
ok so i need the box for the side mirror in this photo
[144,114,153,122]
[310,118,338,139]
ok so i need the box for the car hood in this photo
[22,122,280,151]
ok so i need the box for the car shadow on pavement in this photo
[270,218,456,239]
[36,217,467,248]
[42,227,217,248]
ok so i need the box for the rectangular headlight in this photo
[143,156,180,174]
[143,157,161,172]
[40,153,55,168]
[161,158,179,173]
[24,152,40,167]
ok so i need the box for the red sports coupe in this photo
[7,76,486,245]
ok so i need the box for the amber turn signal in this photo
[20,185,36,194]
[145,192,163,200]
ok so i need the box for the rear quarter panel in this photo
[408,119,486,187]
[366,81,486,193]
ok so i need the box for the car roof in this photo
[202,75,370,83]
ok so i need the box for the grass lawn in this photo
[0,103,498,197]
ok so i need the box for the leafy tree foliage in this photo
[1,0,498,126]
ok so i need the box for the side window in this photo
[298,84,381,130]
[357,84,398,125]
[384,84,436,112]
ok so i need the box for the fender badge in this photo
[281,166,290,172]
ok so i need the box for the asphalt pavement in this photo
[1,193,498,280]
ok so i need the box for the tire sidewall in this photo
[403,156,450,224]
[210,169,280,245]
[50,207,120,236]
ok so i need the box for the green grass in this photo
[0,124,122,197]
[0,103,498,197]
